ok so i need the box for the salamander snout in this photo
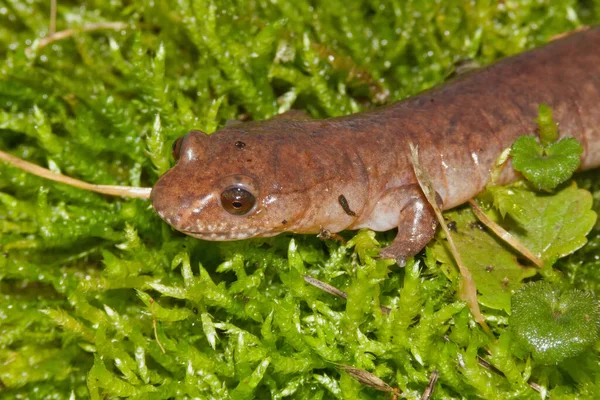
[150,162,287,241]
[151,127,312,241]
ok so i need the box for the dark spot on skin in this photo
[434,192,444,208]
[281,219,288,225]
[235,140,246,149]
[470,221,485,230]
[192,308,198,314]
[447,221,457,231]
[304,151,311,165]
[430,98,434,103]
[247,159,252,162]
[486,265,494,272]
[338,194,356,217]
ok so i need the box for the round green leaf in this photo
[511,136,582,191]
[510,282,600,365]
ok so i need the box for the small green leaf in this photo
[511,136,582,191]
[230,358,271,400]
[510,282,600,365]
[136,290,193,322]
[431,208,537,312]
[201,312,218,350]
[490,183,596,264]
[536,103,558,145]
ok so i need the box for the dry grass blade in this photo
[302,275,347,299]
[0,150,152,199]
[550,25,589,41]
[339,365,396,393]
[408,143,491,334]
[50,0,57,35]
[302,275,391,314]
[421,370,439,400]
[477,356,543,394]
[37,22,129,49]
[468,199,543,268]
[149,298,166,354]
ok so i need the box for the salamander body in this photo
[151,27,600,261]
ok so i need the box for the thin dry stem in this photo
[38,22,128,49]
[421,370,439,400]
[302,275,348,299]
[302,275,392,314]
[338,365,396,393]
[550,26,589,41]
[0,149,152,199]
[149,299,166,354]
[477,356,543,393]
[49,0,57,35]
[468,199,543,268]
[408,143,491,335]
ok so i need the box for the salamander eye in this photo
[172,137,184,160]
[221,187,256,215]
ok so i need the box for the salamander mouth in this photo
[179,228,278,241]
[154,207,271,241]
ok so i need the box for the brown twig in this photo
[468,199,543,268]
[0,150,152,199]
[550,26,589,41]
[302,274,391,314]
[37,22,129,49]
[477,356,542,393]
[339,365,397,394]
[421,370,439,400]
[49,0,57,35]
[302,275,348,299]
[408,144,491,335]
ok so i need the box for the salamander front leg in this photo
[378,189,439,266]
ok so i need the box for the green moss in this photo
[1,0,600,399]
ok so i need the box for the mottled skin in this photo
[151,27,600,261]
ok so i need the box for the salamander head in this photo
[150,128,310,241]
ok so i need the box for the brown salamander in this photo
[1,28,600,263]
[150,27,600,262]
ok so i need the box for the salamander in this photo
[1,28,599,263]
[151,27,600,262]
